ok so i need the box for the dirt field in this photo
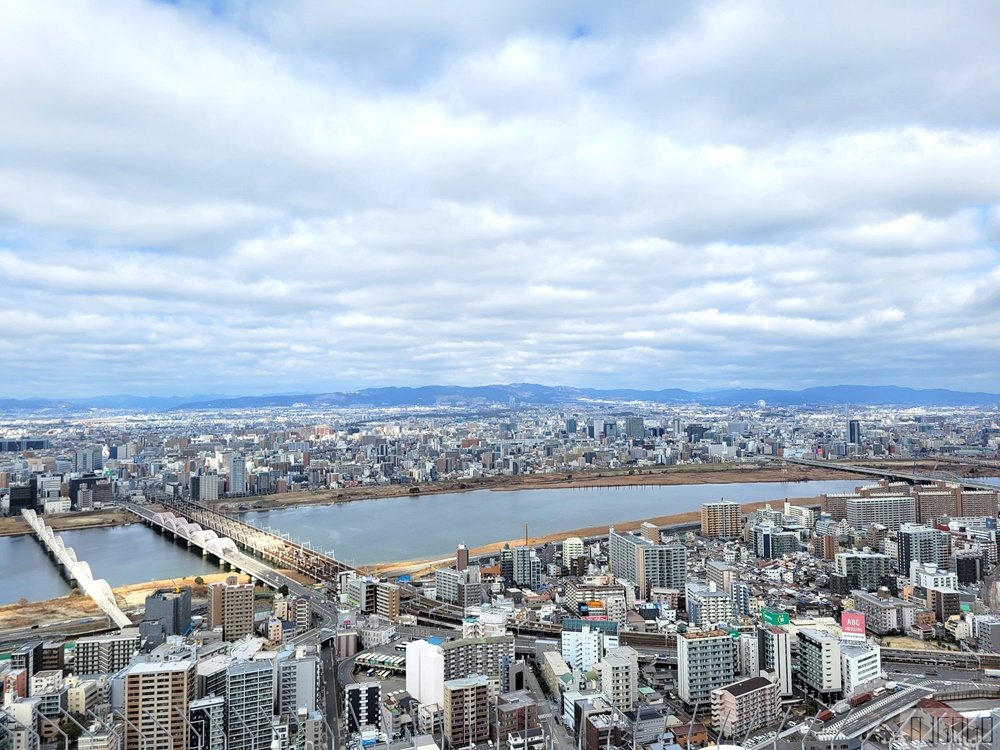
[0,509,129,537]
[366,494,822,578]
[0,572,251,632]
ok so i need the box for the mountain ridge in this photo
[2,384,998,412]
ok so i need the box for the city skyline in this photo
[2,2,999,397]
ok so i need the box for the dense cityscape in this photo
[2,400,1000,750]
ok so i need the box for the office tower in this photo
[443,675,490,748]
[834,552,891,592]
[950,549,984,584]
[188,696,225,750]
[608,528,686,590]
[207,579,254,640]
[117,660,195,750]
[562,537,585,569]
[144,587,192,636]
[513,547,542,590]
[796,629,841,698]
[225,661,273,750]
[848,419,861,445]
[228,456,246,496]
[898,524,949,574]
[561,623,619,672]
[344,682,381,732]
[710,676,780,740]
[701,502,742,539]
[845,495,916,530]
[75,446,103,473]
[595,646,639,711]
[8,480,37,514]
[565,418,577,434]
[73,633,141,676]
[756,624,793,696]
[625,417,645,440]
[677,630,737,707]
[456,544,469,571]
[686,583,734,627]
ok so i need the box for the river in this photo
[234,478,866,567]
[4,475,987,605]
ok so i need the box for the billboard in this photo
[762,608,790,626]
[841,611,866,640]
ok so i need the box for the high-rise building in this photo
[405,639,445,707]
[751,524,800,559]
[796,629,841,698]
[207,579,254,641]
[625,417,645,440]
[74,633,141,676]
[228,456,246,496]
[756,624,793,696]
[434,567,484,608]
[188,696,225,750]
[144,588,192,636]
[677,630,736,707]
[225,661,273,750]
[686,583,734,628]
[500,545,514,583]
[116,660,195,750]
[834,552,891,592]
[608,529,686,591]
[344,682,380,732]
[278,651,320,717]
[848,419,862,445]
[443,675,490,748]
[74,446,104,473]
[710,676,780,740]
[440,636,516,684]
[562,537,585,569]
[595,646,638,711]
[513,547,542,591]
[898,524,949,574]
[561,624,619,672]
[701,502,742,539]
[845,496,916,530]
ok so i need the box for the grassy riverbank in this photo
[0,509,129,537]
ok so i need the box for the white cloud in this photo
[0,0,998,396]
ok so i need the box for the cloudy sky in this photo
[2,1,999,398]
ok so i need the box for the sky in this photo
[2,1,1000,398]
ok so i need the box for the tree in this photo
[194,576,205,585]
[17,597,27,606]
[278,584,289,596]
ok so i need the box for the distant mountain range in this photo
[1,384,999,413]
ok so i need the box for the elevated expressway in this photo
[21,509,131,628]
[775,456,1000,492]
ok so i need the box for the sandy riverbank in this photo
[364,494,822,578]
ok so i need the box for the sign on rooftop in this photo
[841,611,867,642]
[761,608,789,626]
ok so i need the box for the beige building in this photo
[119,660,195,750]
[701,502,742,539]
[710,676,781,739]
[207,578,255,640]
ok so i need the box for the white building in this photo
[405,639,444,707]
[841,642,881,697]
[911,562,959,590]
[561,625,618,672]
[563,537,585,568]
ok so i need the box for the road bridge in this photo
[149,498,356,580]
[776,456,1000,492]
[22,510,131,629]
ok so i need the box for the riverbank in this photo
[0,509,129,538]
[215,462,863,513]
[0,571,253,633]
[364,494,821,578]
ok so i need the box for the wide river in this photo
[7,476,992,606]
